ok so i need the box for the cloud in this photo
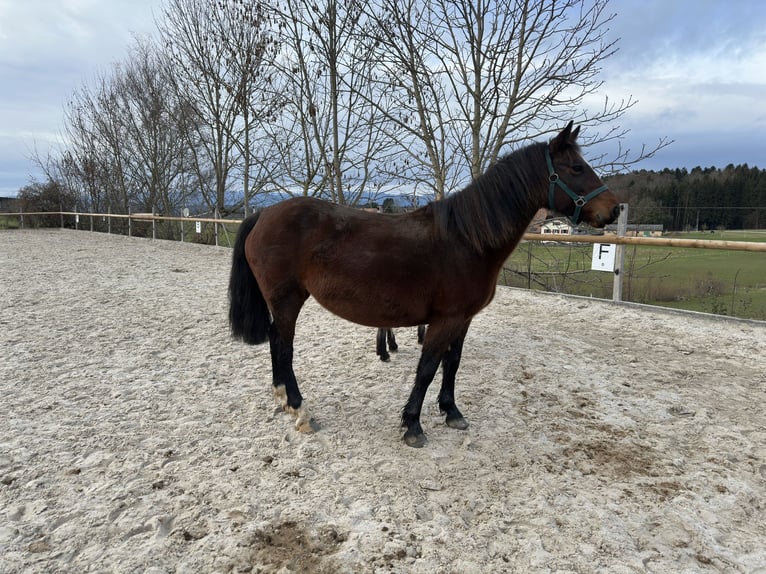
[0,0,161,194]
[586,0,766,169]
[0,1,158,66]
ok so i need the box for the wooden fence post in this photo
[612,203,628,303]
[214,208,219,247]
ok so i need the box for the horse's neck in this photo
[483,148,548,252]
[496,202,542,256]
[483,182,548,265]
[433,146,549,255]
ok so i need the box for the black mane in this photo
[431,141,552,253]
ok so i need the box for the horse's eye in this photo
[572,164,584,174]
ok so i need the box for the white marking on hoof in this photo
[288,405,317,434]
[273,385,287,409]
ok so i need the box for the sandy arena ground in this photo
[1,229,764,573]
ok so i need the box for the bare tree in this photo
[265,0,398,205]
[56,37,197,229]
[61,78,125,214]
[208,0,281,215]
[357,0,455,199]
[160,0,249,214]
[361,0,668,199]
[47,0,667,223]
[117,39,199,223]
[159,0,282,215]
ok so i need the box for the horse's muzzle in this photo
[592,204,621,228]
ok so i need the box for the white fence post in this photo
[613,203,628,302]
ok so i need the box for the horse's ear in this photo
[551,120,576,153]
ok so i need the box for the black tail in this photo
[228,212,271,345]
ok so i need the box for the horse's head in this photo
[546,122,620,228]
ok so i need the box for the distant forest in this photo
[605,164,765,231]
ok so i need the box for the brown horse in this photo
[228,122,619,447]
[376,326,426,361]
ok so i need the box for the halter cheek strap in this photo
[546,147,609,225]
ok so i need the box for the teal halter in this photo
[546,147,609,225]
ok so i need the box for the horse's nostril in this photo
[611,205,621,220]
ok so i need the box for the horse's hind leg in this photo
[376,328,391,362]
[268,293,314,432]
[268,325,297,409]
[386,329,398,352]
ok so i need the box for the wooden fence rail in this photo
[9,209,766,253]
[6,208,766,318]
[522,232,766,252]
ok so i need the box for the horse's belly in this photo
[308,276,426,328]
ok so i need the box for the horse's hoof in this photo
[389,344,398,352]
[379,354,390,362]
[287,405,317,433]
[446,416,469,430]
[403,432,427,448]
[297,418,319,433]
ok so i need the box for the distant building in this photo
[539,216,575,237]
[526,209,664,238]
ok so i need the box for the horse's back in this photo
[251,197,388,243]
[245,197,438,327]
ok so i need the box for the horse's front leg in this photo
[438,331,470,431]
[401,350,442,447]
[401,319,469,446]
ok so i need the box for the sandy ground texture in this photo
[1,228,765,574]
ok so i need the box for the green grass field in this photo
[502,231,766,321]
[0,214,20,230]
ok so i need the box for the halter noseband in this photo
[546,147,609,225]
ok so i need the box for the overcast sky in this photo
[1,0,765,196]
